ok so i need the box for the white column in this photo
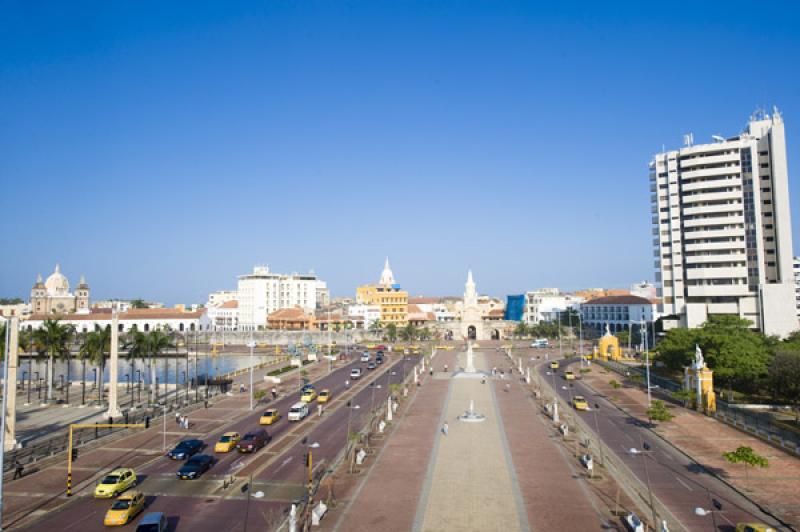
[386,396,393,422]
[105,311,122,418]
[4,318,19,450]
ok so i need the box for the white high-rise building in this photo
[236,266,325,331]
[793,257,800,319]
[651,109,796,337]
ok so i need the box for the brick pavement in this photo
[325,353,456,532]
[582,366,800,528]
[487,355,605,530]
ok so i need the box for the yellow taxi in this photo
[94,468,137,498]
[300,388,318,402]
[317,389,331,404]
[366,343,376,349]
[564,371,575,380]
[550,361,559,370]
[214,432,241,453]
[259,409,281,425]
[103,490,145,526]
[735,525,776,532]
[572,395,589,411]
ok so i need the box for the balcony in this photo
[684,240,746,252]
[680,165,741,180]
[681,176,741,193]
[686,266,748,280]
[679,152,740,168]
[684,253,745,265]
[687,284,752,297]
[682,203,742,216]
[684,228,744,240]
[681,190,741,204]
[683,214,744,228]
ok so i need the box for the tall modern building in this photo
[651,109,797,337]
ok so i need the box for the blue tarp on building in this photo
[505,294,525,321]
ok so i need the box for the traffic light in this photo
[145,416,150,429]
[71,448,79,462]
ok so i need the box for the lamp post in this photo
[629,441,658,531]
[135,370,142,404]
[247,335,256,411]
[641,319,652,407]
[124,374,130,398]
[301,438,320,529]
[590,402,606,467]
[27,357,33,406]
[369,382,382,414]
[35,372,41,399]
[694,498,722,531]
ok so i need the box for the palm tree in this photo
[400,323,418,342]
[85,326,111,405]
[147,330,174,403]
[32,319,75,402]
[123,326,147,400]
[77,332,91,405]
[368,319,383,335]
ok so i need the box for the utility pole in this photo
[642,320,651,407]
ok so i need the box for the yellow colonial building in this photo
[356,258,408,326]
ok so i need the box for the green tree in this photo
[385,323,398,343]
[513,321,529,338]
[32,319,75,402]
[646,399,674,424]
[722,446,769,485]
[654,327,699,371]
[124,326,149,400]
[699,316,770,398]
[671,388,696,408]
[130,299,148,309]
[84,325,112,404]
[418,327,432,341]
[147,330,175,403]
[0,298,23,305]
[767,348,800,420]
[368,319,383,334]
[399,323,418,341]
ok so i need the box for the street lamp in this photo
[369,382,382,413]
[247,335,256,411]
[135,370,142,404]
[301,437,320,528]
[35,371,41,399]
[589,402,606,467]
[694,498,722,531]
[628,441,658,531]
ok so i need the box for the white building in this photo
[580,295,658,334]
[236,266,325,331]
[207,290,237,308]
[651,109,796,337]
[24,308,211,334]
[316,281,330,309]
[347,304,381,328]
[630,281,657,300]
[207,300,239,331]
[794,257,800,319]
[523,289,583,324]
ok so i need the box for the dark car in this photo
[177,454,214,479]
[236,429,271,453]
[375,355,384,365]
[376,350,384,357]
[367,362,377,370]
[167,439,204,460]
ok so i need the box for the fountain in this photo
[457,399,486,423]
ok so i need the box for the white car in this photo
[360,353,370,362]
[624,513,644,532]
[350,368,362,380]
[531,339,550,348]
[287,402,309,422]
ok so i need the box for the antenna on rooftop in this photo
[711,135,725,143]
[683,133,693,147]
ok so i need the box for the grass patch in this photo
[609,379,621,389]
[267,365,294,376]
[579,368,591,374]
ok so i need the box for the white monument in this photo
[105,310,122,418]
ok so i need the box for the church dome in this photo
[45,264,70,296]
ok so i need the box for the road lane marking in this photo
[675,476,693,491]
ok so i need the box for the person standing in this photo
[13,460,24,480]
[271,386,278,400]
[441,422,449,436]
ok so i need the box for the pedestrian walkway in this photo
[582,367,800,528]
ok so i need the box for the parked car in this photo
[135,512,168,532]
[350,368,362,380]
[177,454,214,479]
[103,490,145,526]
[237,430,270,453]
[288,402,309,421]
[167,439,204,460]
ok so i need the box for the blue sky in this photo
[2,1,800,304]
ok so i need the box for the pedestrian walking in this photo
[175,413,181,425]
[441,422,448,436]
[345,380,350,389]
[505,383,511,393]
[318,405,323,417]
[13,460,24,480]
[239,383,245,393]
[271,387,278,400]
[183,416,190,429]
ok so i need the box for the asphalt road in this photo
[22,351,410,531]
[536,355,786,531]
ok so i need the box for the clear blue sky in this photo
[2,1,800,304]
